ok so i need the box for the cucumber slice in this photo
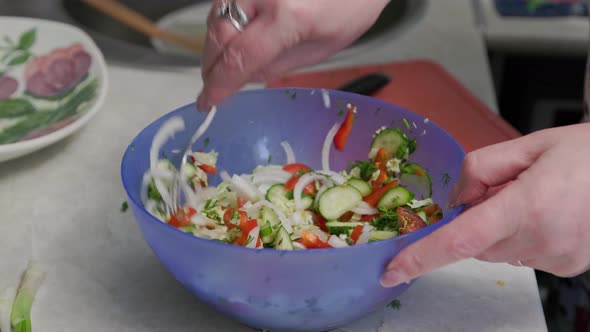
[266,184,290,203]
[347,178,372,197]
[369,230,398,242]
[260,206,281,244]
[377,186,414,210]
[318,185,363,220]
[301,194,314,210]
[274,226,294,250]
[259,220,274,244]
[400,162,432,198]
[325,221,364,235]
[371,128,408,157]
[265,184,294,215]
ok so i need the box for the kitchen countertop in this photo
[0,1,547,331]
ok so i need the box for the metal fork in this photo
[169,107,218,215]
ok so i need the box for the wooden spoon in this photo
[81,0,204,54]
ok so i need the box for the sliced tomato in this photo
[421,203,441,217]
[363,179,399,207]
[285,176,299,191]
[334,105,356,151]
[360,214,379,222]
[198,164,217,175]
[283,163,311,175]
[285,176,316,195]
[314,213,329,232]
[397,207,427,235]
[339,211,354,222]
[300,230,333,249]
[168,207,197,228]
[237,197,246,208]
[350,225,363,244]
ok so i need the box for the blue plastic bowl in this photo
[121,88,465,332]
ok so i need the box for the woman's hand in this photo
[381,123,590,287]
[197,0,390,110]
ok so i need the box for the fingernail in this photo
[380,269,409,288]
[447,184,460,208]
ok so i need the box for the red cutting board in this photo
[267,60,521,152]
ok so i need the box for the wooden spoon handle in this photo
[81,0,203,53]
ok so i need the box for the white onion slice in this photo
[351,201,379,215]
[140,172,152,204]
[328,235,349,248]
[190,214,209,227]
[150,116,185,170]
[281,141,296,164]
[187,106,218,153]
[229,174,262,202]
[292,241,306,250]
[293,173,333,211]
[356,224,374,245]
[220,170,231,182]
[314,170,346,185]
[322,122,340,171]
[252,173,291,185]
[309,228,329,243]
[181,182,198,210]
[245,226,260,248]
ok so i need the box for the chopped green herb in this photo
[387,299,401,310]
[348,161,378,182]
[246,235,255,246]
[160,151,168,159]
[370,208,399,232]
[290,92,297,100]
[441,173,451,189]
[204,199,218,210]
[204,137,210,147]
[267,154,272,164]
[130,143,135,152]
[337,109,344,116]
[120,201,129,212]
[402,118,411,130]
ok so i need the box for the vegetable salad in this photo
[142,104,443,250]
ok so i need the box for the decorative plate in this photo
[0,16,108,162]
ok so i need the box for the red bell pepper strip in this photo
[299,230,332,249]
[283,163,311,174]
[350,225,363,244]
[363,179,399,207]
[333,105,356,151]
[198,164,217,175]
[168,207,197,228]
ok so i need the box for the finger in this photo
[448,133,556,207]
[249,40,345,83]
[523,256,590,278]
[251,42,334,83]
[200,2,305,108]
[201,0,258,78]
[380,181,525,288]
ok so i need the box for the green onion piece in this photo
[0,286,17,332]
[11,262,46,332]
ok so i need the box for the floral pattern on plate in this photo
[0,28,98,145]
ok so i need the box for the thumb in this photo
[448,132,554,207]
